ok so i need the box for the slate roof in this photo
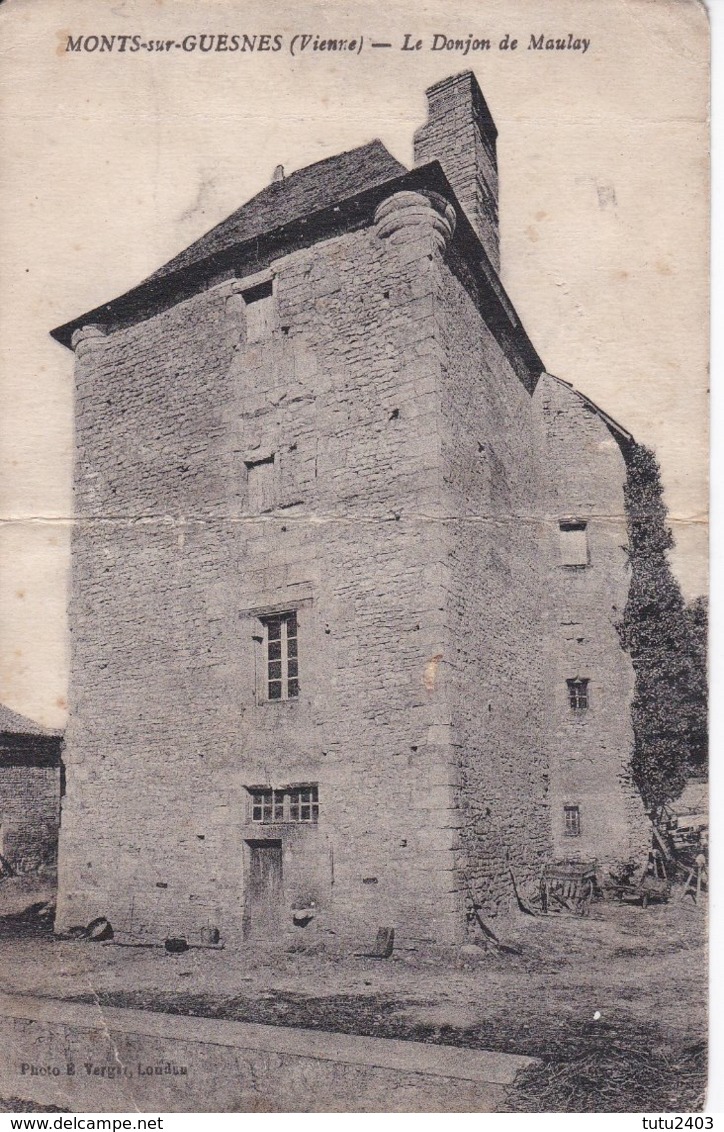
[145,140,407,284]
[0,703,63,739]
[50,137,543,389]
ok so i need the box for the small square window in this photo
[559,520,588,567]
[243,280,275,343]
[564,805,581,837]
[567,678,590,710]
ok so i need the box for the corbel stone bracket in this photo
[70,324,108,357]
[374,190,456,254]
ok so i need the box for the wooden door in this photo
[247,841,283,939]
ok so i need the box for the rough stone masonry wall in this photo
[532,375,649,866]
[0,757,59,871]
[433,261,551,918]
[58,201,465,944]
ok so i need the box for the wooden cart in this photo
[540,860,598,915]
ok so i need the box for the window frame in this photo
[559,519,589,568]
[260,610,299,702]
[566,677,590,711]
[563,805,582,838]
[245,453,277,514]
[242,278,276,343]
[249,784,319,825]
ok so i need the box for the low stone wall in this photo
[0,993,535,1113]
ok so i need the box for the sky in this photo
[0,0,710,727]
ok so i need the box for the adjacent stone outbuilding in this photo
[0,705,63,874]
[51,71,648,945]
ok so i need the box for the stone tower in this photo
[51,73,647,945]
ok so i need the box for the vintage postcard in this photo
[0,0,710,1115]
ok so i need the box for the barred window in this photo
[564,805,581,837]
[559,520,588,567]
[567,678,590,711]
[261,611,299,700]
[250,785,319,824]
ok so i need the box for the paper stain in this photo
[55,29,72,57]
[178,177,215,226]
[596,183,617,209]
[423,653,443,692]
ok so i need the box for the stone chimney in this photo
[413,71,499,271]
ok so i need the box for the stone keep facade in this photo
[52,71,648,944]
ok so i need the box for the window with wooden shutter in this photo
[246,454,277,513]
[559,520,589,567]
[243,279,275,343]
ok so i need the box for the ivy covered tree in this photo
[683,594,708,773]
[619,444,708,814]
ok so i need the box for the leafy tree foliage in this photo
[619,444,708,813]
[683,594,708,772]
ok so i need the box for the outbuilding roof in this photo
[546,374,635,447]
[0,703,63,739]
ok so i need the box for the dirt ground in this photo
[0,886,707,1113]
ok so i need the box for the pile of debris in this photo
[62,915,225,952]
[527,780,709,915]
[607,851,671,908]
[653,779,708,904]
[657,780,708,855]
